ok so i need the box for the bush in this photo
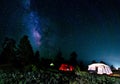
[24,64,37,72]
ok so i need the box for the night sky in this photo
[1,0,120,68]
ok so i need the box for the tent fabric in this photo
[59,64,74,71]
[88,63,112,75]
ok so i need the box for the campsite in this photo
[0,35,120,83]
[0,61,119,84]
[88,63,113,75]
[1,0,120,83]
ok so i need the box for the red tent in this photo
[59,64,74,71]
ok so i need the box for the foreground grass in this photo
[74,71,120,84]
[0,64,120,84]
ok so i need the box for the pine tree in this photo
[0,37,16,64]
[69,51,78,65]
[18,35,34,64]
[34,50,40,65]
[54,50,65,68]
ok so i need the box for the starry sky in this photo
[1,0,120,68]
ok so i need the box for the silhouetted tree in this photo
[91,60,97,63]
[100,61,106,64]
[69,51,78,65]
[54,50,65,68]
[17,35,34,65]
[34,50,40,65]
[40,57,53,68]
[0,37,16,64]
[79,61,85,71]
[110,65,116,70]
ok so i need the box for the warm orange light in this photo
[59,64,74,71]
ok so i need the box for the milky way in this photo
[21,0,42,49]
[1,0,120,68]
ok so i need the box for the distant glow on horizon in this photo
[111,63,120,70]
[104,54,120,69]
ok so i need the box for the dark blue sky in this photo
[1,0,120,68]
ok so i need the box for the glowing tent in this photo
[88,63,112,75]
[59,64,74,71]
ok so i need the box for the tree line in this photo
[0,35,37,66]
[0,35,82,69]
[0,35,112,71]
